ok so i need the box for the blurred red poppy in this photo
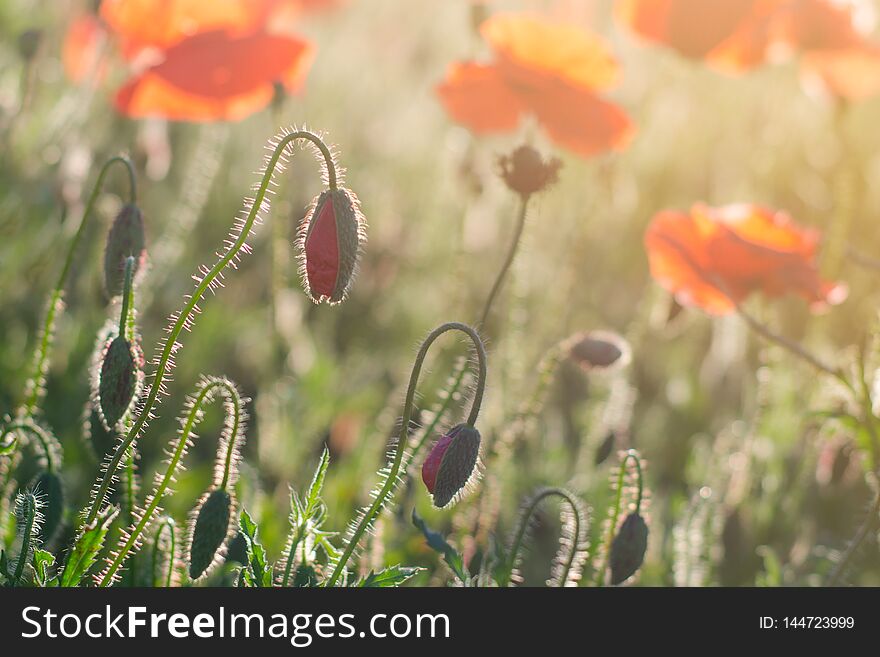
[616,0,784,69]
[436,13,633,157]
[115,28,313,121]
[62,14,108,83]
[644,203,846,315]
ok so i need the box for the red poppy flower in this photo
[62,15,108,83]
[436,13,633,158]
[616,0,786,70]
[114,28,313,121]
[644,203,846,315]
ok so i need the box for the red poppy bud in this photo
[299,187,365,304]
[104,203,146,298]
[421,423,481,508]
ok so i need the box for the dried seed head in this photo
[104,203,146,298]
[566,330,631,372]
[497,144,561,199]
[609,512,648,585]
[187,489,234,580]
[298,187,366,305]
[422,423,482,508]
[17,29,42,61]
[30,470,64,545]
[95,335,144,431]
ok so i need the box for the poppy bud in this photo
[497,144,561,199]
[609,512,648,585]
[566,330,631,372]
[104,203,146,298]
[299,187,365,305]
[96,335,144,431]
[188,489,233,580]
[421,423,481,508]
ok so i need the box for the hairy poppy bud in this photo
[421,423,481,508]
[104,203,146,298]
[299,187,365,305]
[566,330,631,372]
[609,512,648,585]
[96,335,144,431]
[188,489,233,580]
[497,144,561,199]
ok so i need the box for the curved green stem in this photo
[20,156,136,417]
[98,378,243,586]
[151,517,176,588]
[84,130,333,526]
[326,322,487,587]
[2,420,57,472]
[504,487,584,587]
[11,492,38,587]
[595,449,644,586]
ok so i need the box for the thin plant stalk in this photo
[326,322,487,587]
[83,130,335,525]
[595,449,643,586]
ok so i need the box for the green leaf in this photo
[412,510,467,582]
[60,506,118,587]
[359,564,421,587]
[0,432,17,456]
[33,549,56,587]
[292,563,319,587]
[238,509,272,587]
[306,447,330,515]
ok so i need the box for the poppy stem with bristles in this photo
[326,322,487,587]
[20,156,137,418]
[595,449,643,586]
[82,130,335,527]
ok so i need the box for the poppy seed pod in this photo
[566,330,631,372]
[497,144,562,199]
[96,335,144,431]
[609,512,648,585]
[299,187,365,305]
[104,203,146,298]
[421,423,481,508]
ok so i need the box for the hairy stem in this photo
[327,322,487,587]
[11,493,38,587]
[1,420,56,473]
[595,449,643,586]
[20,156,136,417]
[98,378,243,586]
[151,517,176,588]
[84,130,335,526]
[504,487,584,587]
[479,196,529,328]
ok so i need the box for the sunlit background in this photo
[2,0,880,586]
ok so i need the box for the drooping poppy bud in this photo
[497,144,562,199]
[566,330,631,372]
[421,423,481,508]
[30,470,63,545]
[188,488,234,580]
[609,511,648,585]
[299,187,366,305]
[95,335,144,431]
[104,203,146,298]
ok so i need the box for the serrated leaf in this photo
[306,448,330,515]
[412,510,467,582]
[359,564,421,587]
[238,509,272,587]
[33,549,55,587]
[61,506,118,587]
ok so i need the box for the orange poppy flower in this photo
[436,13,633,158]
[114,28,313,121]
[780,0,880,100]
[644,203,846,315]
[62,14,108,83]
[616,0,787,70]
